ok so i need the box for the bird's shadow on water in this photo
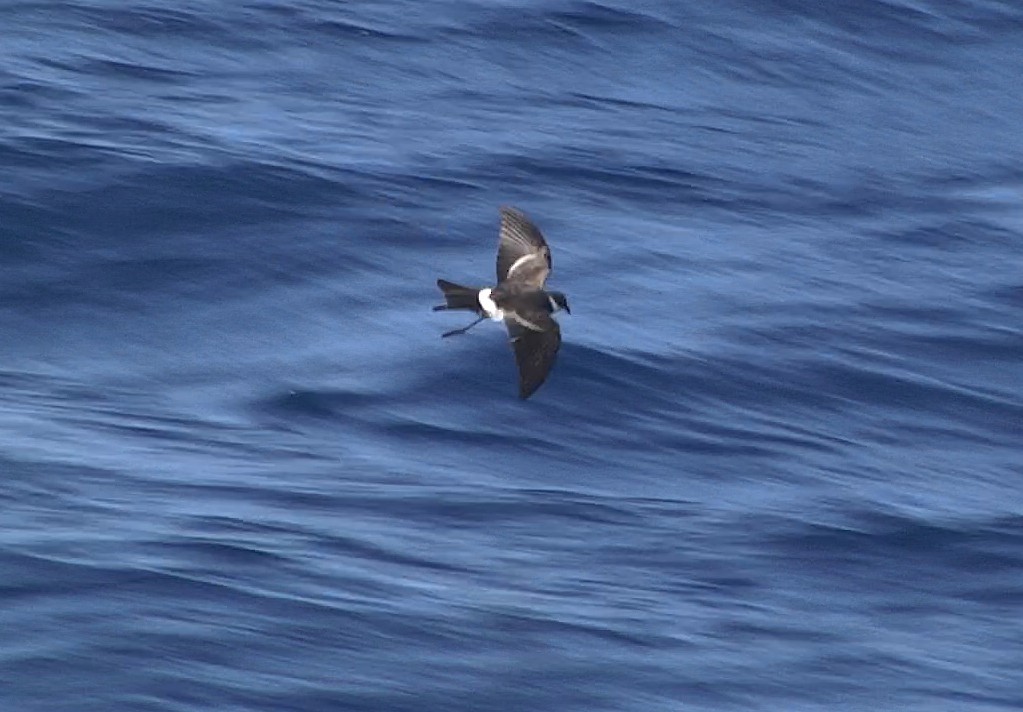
[256,388,381,421]
[251,339,705,427]
[414,337,663,415]
[542,342,708,418]
[248,336,815,474]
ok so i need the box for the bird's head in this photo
[548,291,571,315]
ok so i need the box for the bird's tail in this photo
[433,279,482,312]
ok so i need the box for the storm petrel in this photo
[434,206,570,399]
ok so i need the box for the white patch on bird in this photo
[506,254,533,278]
[548,295,560,312]
[510,312,544,332]
[478,288,504,321]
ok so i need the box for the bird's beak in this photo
[565,304,571,315]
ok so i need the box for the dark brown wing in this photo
[496,206,552,287]
[505,317,561,399]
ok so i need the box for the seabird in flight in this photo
[434,206,570,399]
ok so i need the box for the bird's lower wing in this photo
[505,319,561,399]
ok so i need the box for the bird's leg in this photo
[442,316,486,338]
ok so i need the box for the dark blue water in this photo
[3,1,1022,710]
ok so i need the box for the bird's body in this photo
[434,207,570,399]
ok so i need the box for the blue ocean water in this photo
[2,0,1022,709]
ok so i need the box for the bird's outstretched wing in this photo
[505,315,561,399]
[497,207,552,287]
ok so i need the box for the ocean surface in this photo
[2,1,1022,710]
